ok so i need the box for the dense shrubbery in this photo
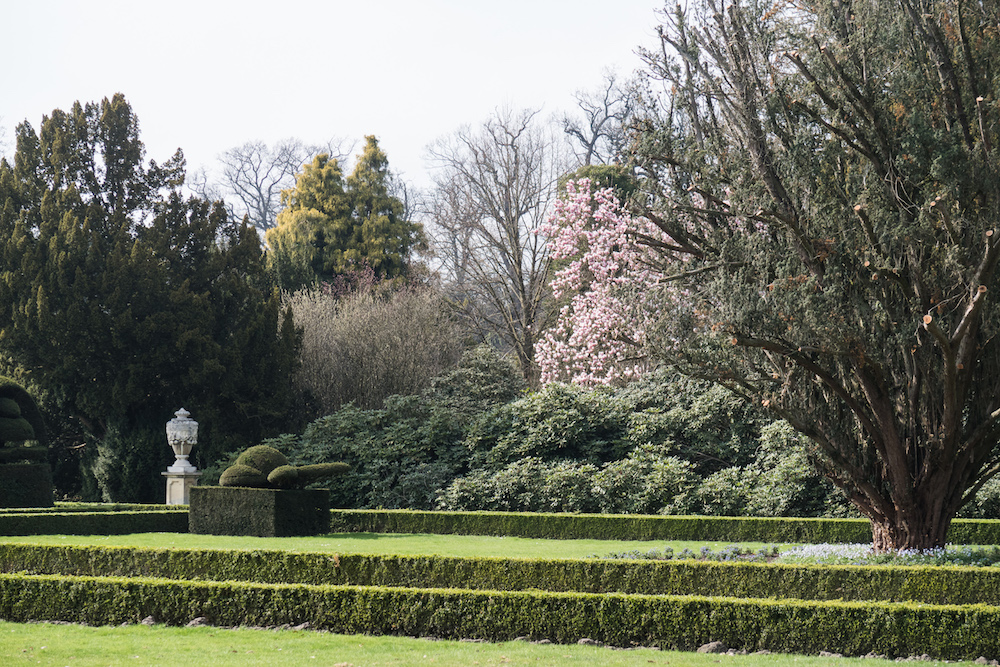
[275,356,854,517]
[278,346,523,509]
[286,274,465,419]
[438,372,850,516]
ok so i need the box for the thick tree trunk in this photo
[868,510,953,553]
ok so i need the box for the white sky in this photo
[0,0,661,189]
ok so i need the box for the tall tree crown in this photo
[266,136,421,289]
[0,95,298,494]
[623,0,1000,550]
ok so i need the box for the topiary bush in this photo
[0,376,47,454]
[0,377,52,507]
[218,445,349,490]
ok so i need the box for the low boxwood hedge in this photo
[3,543,1000,606]
[0,511,188,536]
[331,509,1000,545]
[0,571,997,659]
[0,503,174,513]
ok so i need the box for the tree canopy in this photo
[266,135,423,290]
[0,94,299,499]
[587,0,1000,551]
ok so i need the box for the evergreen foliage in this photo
[281,353,845,515]
[218,444,348,490]
[0,377,46,448]
[0,95,299,501]
[266,136,423,290]
[625,0,1000,550]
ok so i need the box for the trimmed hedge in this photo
[0,511,188,536]
[0,464,53,508]
[0,571,998,659]
[0,503,180,514]
[331,509,1000,545]
[3,543,1000,606]
[189,487,330,537]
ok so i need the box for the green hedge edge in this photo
[3,543,999,606]
[330,509,1000,544]
[0,511,188,536]
[0,572,997,659]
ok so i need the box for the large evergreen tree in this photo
[0,94,299,500]
[266,135,422,289]
[625,0,1000,550]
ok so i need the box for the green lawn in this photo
[0,621,976,667]
[0,532,791,560]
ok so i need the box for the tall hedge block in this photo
[0,464,52,508]
[189,486,330,537]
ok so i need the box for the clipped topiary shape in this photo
[267,462,350,489]
[266,465,299,489]
[234,445,289,476]
[219,464,269,488]
[0,377,51,507]
[0,377,46,449]
[0,397,21,419]
[296,462,351,485]
[221,444,349,490]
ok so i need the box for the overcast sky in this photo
[1,1,661,189]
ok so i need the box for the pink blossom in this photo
[536,179,677,386]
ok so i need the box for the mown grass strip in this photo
[4,620,961,667]
[0,531,775,560]
[0,572,998,660]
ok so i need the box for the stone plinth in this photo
[163,470,201,505]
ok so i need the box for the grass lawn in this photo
[0,532,791,560]
[0,621,979,667]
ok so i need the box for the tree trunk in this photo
[868,509,953,553]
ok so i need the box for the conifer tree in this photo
[266,136,422,289]
[0,95,298,500]
[621,0,1000,550]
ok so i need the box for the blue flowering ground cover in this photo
[600,542,1000,566]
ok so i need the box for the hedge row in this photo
[3,543,999,606]
[0,503,177,514]
[0,571,997,659]
[2,506,998,545]
[0,511,188,536]
[330,509,1000,544]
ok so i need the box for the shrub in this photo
[284,395,466,509]
[287,280,463,417]
[592,448,697,514]
[424,345,526,421]
[437,458,602,513]
[958,477,1000,519]
[464,384,633,469]
[85,422,171,504]
[687,422,853,518]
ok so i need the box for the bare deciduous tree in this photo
[218,137,351,231]
[287,282,464,417]
[427,107,566,385]
[562,70,637,166]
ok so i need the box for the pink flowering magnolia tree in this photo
[536,179,677,386]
